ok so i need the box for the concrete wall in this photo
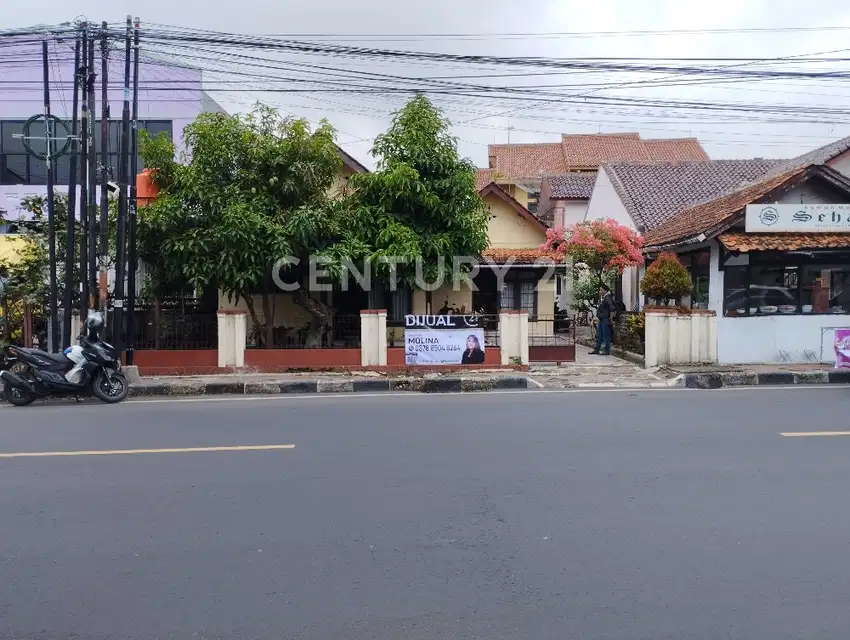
[645,310,717,367]
[484,191,547,249]
[219,292,314,331]
[717,314,850,364]
[776,181,841,205]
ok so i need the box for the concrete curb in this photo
[125,376,532,398]
[683,370,849,389]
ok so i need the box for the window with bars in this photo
[0,119,172,186]
[500,272,538,316]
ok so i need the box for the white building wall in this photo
[563,200,590,225]
[584,169,635,231]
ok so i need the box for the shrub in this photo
[640,252,692,305]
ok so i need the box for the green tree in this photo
[350,94,490,285]
[137,106,343,347]
[138,97,490,348]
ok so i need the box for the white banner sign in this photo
[745,203,850,233]
[404,315,486,365]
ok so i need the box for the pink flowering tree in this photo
[541,218,644,285]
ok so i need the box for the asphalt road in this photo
[1,387,849,640]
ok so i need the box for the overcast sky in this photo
[6,0,850,168]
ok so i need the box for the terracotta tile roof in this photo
[487,133,710,179]
[481,248,559,265]
[643,139,711,163]
[643,167,807,248]
[604,159,784,231]
[488,143,567,177]
[719,232,850,252]
[561,133,648,168]
[475,169,496,191]
[545,172,598,199]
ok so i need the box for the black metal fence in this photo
[131,298,218,350]
[132,308,218,350]
[247,314,361,349]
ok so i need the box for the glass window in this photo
[520,280,536,314]
[1,155,27,184]
[1,121,25,153]
[28,157,48,186]
[801,265,850,314]
[143,121,173,139]
[500,280,515,310]
[749,264,799,313]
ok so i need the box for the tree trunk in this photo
[294,289,333,349]
[243,295,264,348]
[261,293,274,349]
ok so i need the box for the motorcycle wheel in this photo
[92,371,129,404]
[3,381,36,407]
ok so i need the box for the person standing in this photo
[590,283,615,356]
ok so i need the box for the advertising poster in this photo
[834,328,850,369]
[404,315,486,365]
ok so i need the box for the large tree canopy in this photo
[138,97,489,347]
[350,94,490,284]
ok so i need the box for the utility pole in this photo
[63,35,81,349]
[87,27,98,310]
[79,24,89,319]
[99,21,110,312]
[42,41,59,353]
[113,16,132,354]
[126,17,140,366]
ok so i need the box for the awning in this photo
[480,248,561,265]
[718,232,850,253]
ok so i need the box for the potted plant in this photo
[640,252,693,308]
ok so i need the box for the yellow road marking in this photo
[780,431,850,437]
[0,444,296,458]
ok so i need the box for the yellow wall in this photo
[328,165,358,197]
[219,291,314,331]
[484,192,546,249]
[412,281,474,315]
[531,277,556,334]
[0,235,26,266]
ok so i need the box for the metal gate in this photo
[528,314,576,362]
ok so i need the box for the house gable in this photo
[480,185,547,250]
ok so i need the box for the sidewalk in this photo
[528,349,680,389]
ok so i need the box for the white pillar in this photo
[499,310,529,365]
[360,310,387,366]
[217,311,246,368]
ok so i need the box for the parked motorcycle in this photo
[0,311,129,407]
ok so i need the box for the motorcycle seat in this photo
[18,348,71,365]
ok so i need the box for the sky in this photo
[5,0,850,169]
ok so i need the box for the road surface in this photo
[1,387,849,639]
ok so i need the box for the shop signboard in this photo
[404,315,486,365]
[745,204,850,233]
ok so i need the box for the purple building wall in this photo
[0,36,222,219]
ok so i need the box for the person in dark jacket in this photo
[461,334,485,364]
[590,283,615,356]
